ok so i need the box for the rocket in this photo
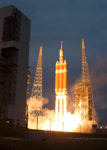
[55,41,68,125]
[55,41,67,94]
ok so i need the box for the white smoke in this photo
[27,97,55,130]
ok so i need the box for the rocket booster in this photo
[55,41,67,94]
[55,41,68,124]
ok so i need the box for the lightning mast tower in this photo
[75,39,96,121]
[30,46,42,116]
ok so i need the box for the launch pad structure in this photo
[75,39,96,122]
[27,39,98,132]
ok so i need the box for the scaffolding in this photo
[0,47,18,119]
[75,39,96,121]
[30,46,42,116]
[75,82,93,120]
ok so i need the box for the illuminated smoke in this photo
[27,82,98,133]
[67,75,99,133]
[27,97,55,130]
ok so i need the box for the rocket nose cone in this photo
[56,60,59,65]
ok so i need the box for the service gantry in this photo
[75,39,96,121]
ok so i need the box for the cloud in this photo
[27,97,49,109]
[68,75,82,113]
[90,54,107,109]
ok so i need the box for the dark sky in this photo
[1,0,107,126]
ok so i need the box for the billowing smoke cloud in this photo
[27,97,49,109]
[67,75,82,113]
[90,54,107,109]
[27,97,55,130]
[68,54,107,125]
[27,93,98,132]
[67,67,99,131]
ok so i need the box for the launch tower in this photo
[30,46,42,116]
[55,41,68,125]
[75,39,95,121]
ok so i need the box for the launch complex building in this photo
[0,5,31,127]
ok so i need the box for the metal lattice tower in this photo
[31,46,42,116]
[75,39,97,121]
[82,39,91,83]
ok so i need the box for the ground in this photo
[0,138,107,150]
[0,127,107,150]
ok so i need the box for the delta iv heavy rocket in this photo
[55,41,68,124]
